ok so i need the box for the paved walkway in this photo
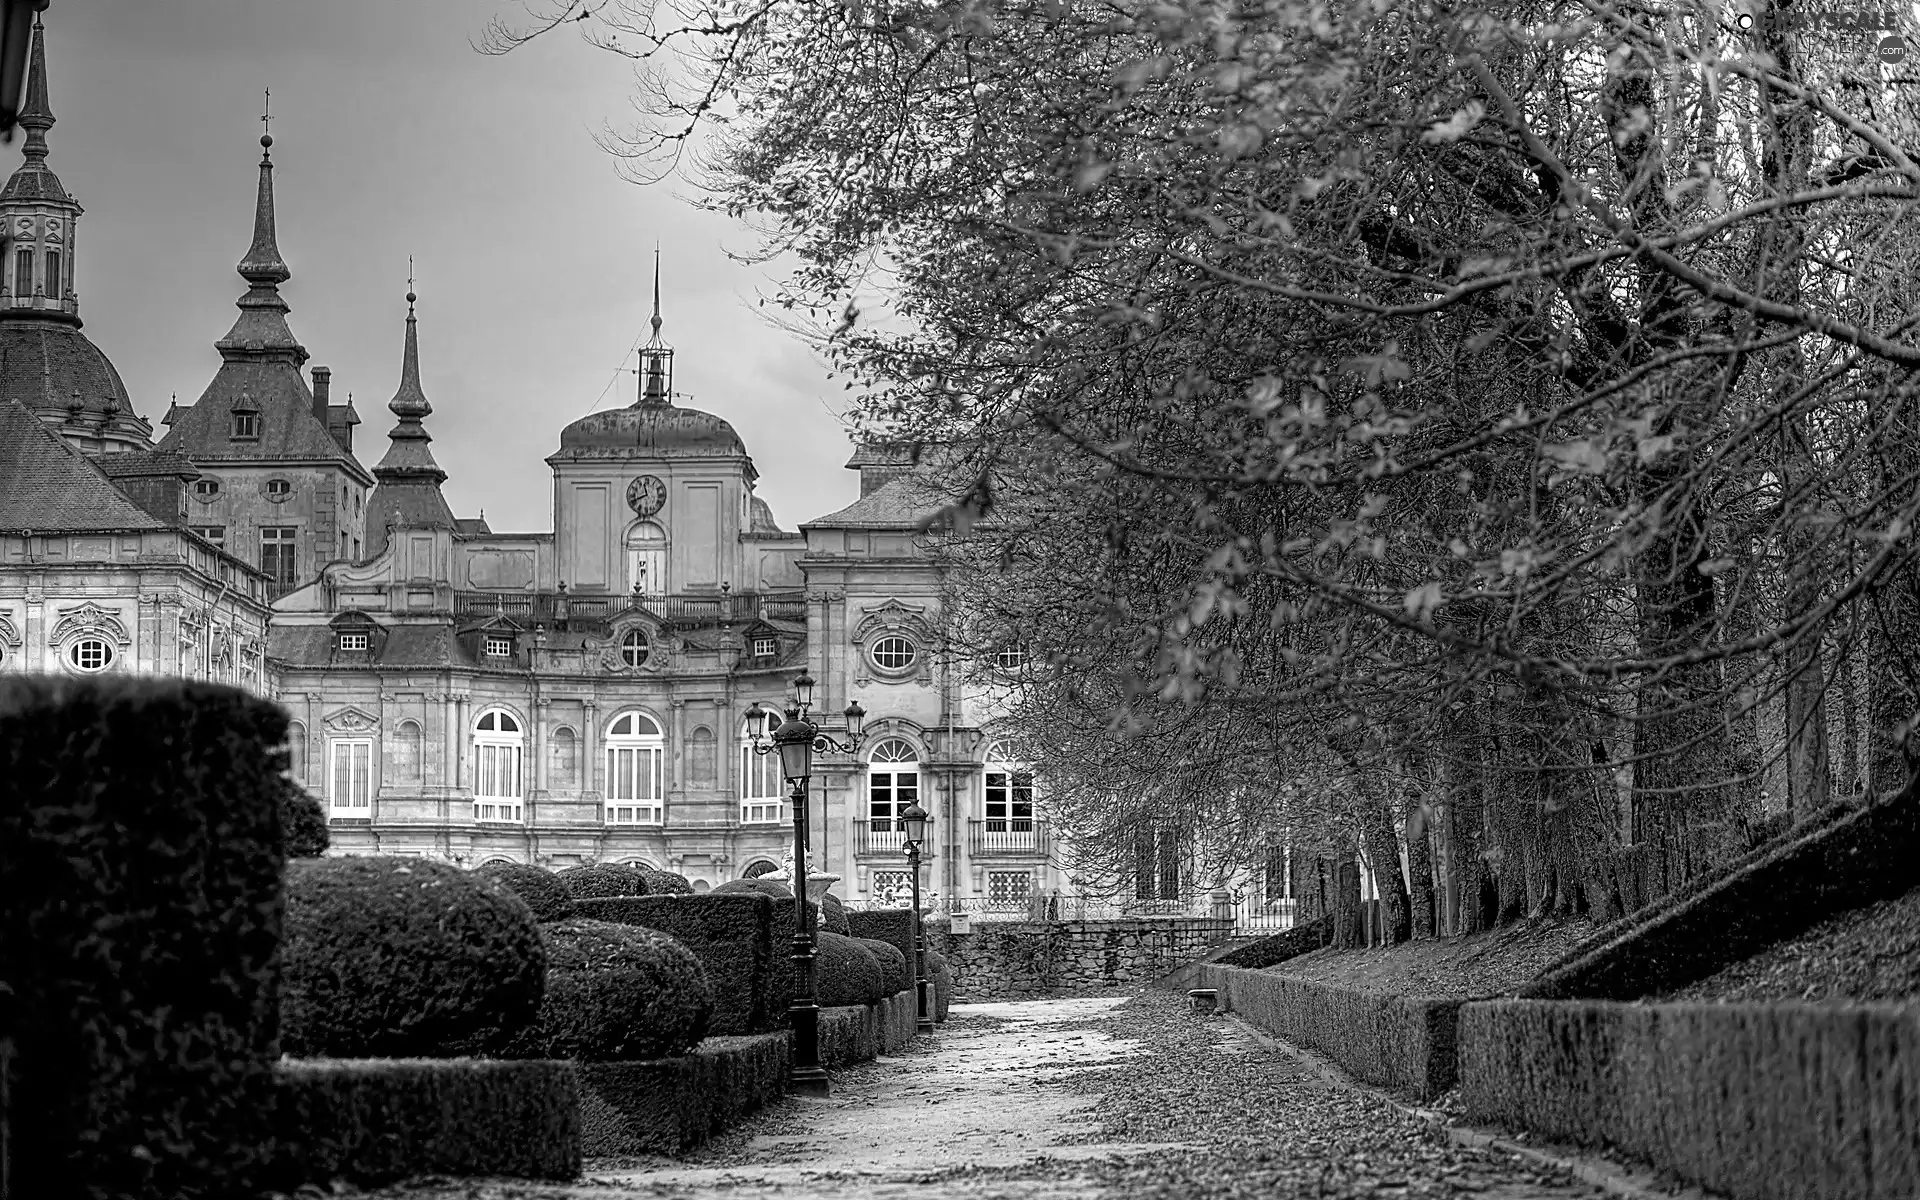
[374,991,1615,1199]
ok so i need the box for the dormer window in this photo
[337,632,369,652]
[484,635,513,659]
[232,412,259,439]
[751,636,777,658]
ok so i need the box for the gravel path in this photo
[364,991,1606,1200]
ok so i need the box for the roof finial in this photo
[17,13,52,161]
[407,255,415,312]
[649,244,662,342]
[237,94,290,289]
[261,87,272,148]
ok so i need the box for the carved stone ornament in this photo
[323,705,381,734]
[0,612,20,649]
[850,598,939,648]
[50,602,132,648]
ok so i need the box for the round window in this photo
[871,635,916,671]
[621,629,649,668]
[68,638,112,672]
[266,479,292,499]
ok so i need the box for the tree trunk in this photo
[1836,628,1861,801]
[1404,795,1437,939]
[1361,792,1411,945]
[1332,855,1363,950]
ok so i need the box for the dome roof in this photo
[557,401,747,456]
[0,316,133,417]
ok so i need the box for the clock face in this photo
[627,475,667,516]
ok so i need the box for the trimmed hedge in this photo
[578,1033,790,1156]
[1200,965,1461,1100]
[816,930,887,1007]
[0,677,289,1200]
[556,862,649,899]
[283,856,547,1058]
[1524,775,1920,1001]
[1459,999,1920,1200]
[714,876,793,901]
[576,894,777,1035]
[279,775,329,858]
[501,918,712,1062]
[274,1057,580,1185]
[927,950,953,1021]
[821,890,852,934]
[817,993,920,1066]
[857,936,913,996]
[639,866,695,896]
[1214,915,1330,969]
[847,907,918,965]
[476,861,578,922]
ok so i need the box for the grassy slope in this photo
[1266,917,1599,999]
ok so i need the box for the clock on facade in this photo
[626,475,667,516]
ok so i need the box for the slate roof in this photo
[0,398,166,532]
[456,517,492,536]
[158,360,367,476]
[805,471,948,530]
[269,621,468,669]
[0,318,135,417]
[94,449,196,480]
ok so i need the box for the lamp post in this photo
[746,677,865,1097]
[900,800,936,1035]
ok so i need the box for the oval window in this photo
[266,479,292,499]
[68,637,112,672]
[193,479,220,499]
[872,635,916,671]
[621,629,650,668]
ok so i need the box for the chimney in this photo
[311,366,331,426]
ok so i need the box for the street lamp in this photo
[745,675,866,1096]
[900,800,936,1035]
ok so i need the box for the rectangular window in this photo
[1134,826,1182,901]
[328,738,372,811]
[984,771,1035,830]
[14,247,29,296]
[740,742,783,823]
[261,527,297,595]
[751,636,777,657]
[231,412,259,439]
[865,769,914,852]
[189,525,225,549]
[986,870,1032,911]
[179,625,201,679]
[43,249,58,298]
[606,744,662,824]
[337,632,368,652]
[474,740,523,822]
[484,635,513,658]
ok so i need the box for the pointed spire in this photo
[18,15,52,164]
[649,245,663,344]
[388,275,430,422]
[215,93,306,365]
[636,247,675,406]
[238,95,289,287]
[374,281,444,481]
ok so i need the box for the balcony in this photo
[853,819,907,857]
[453,589,807,631]
[969,819,1049,857]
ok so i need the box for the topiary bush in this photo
[847,908,917,965]
[477,861,578,922]
[282,856,547,1058]
[714,876,792,900]
[1,677,289,1200]
[814,931,886,1007]
[501,918,713,1061]
[639,866,695,895]
[820,891,852,934]
[856,936,912,996]
[576,894,777,1034]
[927,950,953,1020]
[557,862,649,899]
[278,774,329,858]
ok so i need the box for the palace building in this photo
[0,13,1064,911]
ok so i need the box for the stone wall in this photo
[926,917,1234,1000]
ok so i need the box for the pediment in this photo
[323,705,381,734]
[50,602,131,647]
[851,597,938,645]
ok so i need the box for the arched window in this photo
[605,711,663,825]
[740,715,784,824]
[473,708,524,823]
[983,739,1036,849]
[625,521,667,597]
[743,859,781,879]
[392,719,423,782]
[550,726,579,789]
[866,738,919,852]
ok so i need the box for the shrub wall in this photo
[1523,776,1920,1001]
[857,936,913,996]
[279,775,329,858]
[0,678,288,1200]
[576,894,776,1035]
[282,856,547,1058]
[639,867,694,896]
[557,863,649,899]
[476,861,578,922]
[1214,916,1330,969]
[577,1033,790,1156]
[816,931,886,1008]
[927,951,953,1021]
[500,918,712,1062]
[274,1057,580,1185]
[1460,999,1920,1200]
[847,908,918,965]
[1200,965,1461,1100]
[821,891,852,934]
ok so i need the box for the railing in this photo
[473,799,523,823]
[967,819,1050,857]
[605,803,664,826]
[853,819,908,856]
[453,590,806,628]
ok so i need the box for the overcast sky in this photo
[39,0,861,535]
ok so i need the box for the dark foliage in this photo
[856,936,912,995]
[0,677,288,1200]
[556,862,650,899]
[477,860,579,922]
[639,866,695,895]
[713,876,792,900]
[927,950,953,1019]
[815,930,886,1007]
[577,1033,789,1155]
[820,890,852,934]
[278,774,328,858]
[576,894,777,1034]
[273,1058,580,1185]
[281,856,547,1057]
[501,918,713,1061]
[847,908,917,965]
[1215,916,1331,969]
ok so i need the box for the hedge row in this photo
[817,930,887,1007]
[816,993,920,1066]
[1213,916,1330,969]
[847,908,918,965]
[1524,776,1920,1001]
[476,861,579,922]
[274,1057,580,1185]
[856,936,913,996]
[1199,965,1461,1100]
[500,918,712,1061]
[0,678,289,1200]
[576,894,777,1035]
[1459,999,1920,1200]
[577,1033,790,1156]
